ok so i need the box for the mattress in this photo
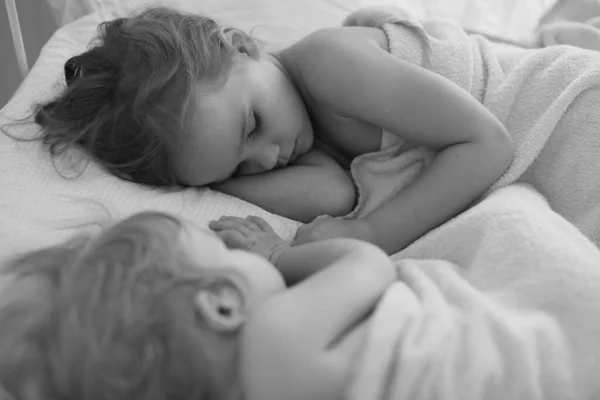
[0,0,555,261]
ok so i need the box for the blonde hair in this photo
[0,212,238,400]
[34,6,259,186]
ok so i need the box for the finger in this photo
[246,216,274,233]
[218,215,251,224]
[216,216,260,231]
[241,217,261,231]
[291,228,318,246]
[293,223,313,240]
[208,220,254,236]
[291,233,314,246]
[215,230,249,250]
[209,217,251,230]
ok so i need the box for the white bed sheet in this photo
[0,0,554,262]
[47,0,556,39]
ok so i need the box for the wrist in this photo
[267,242,291,267]
[355,217,379,246]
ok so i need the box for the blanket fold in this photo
[335,6,600,246]
[345,184,600,400]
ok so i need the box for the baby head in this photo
[35,7,314,187]
[0,212,285,400]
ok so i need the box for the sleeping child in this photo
[1,210,593,400]
[32,6,600,254]
[0,211,396,400]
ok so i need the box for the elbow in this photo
[477,121,514,178]
[299,171,357,223]
[320,172,357,218]
[346,241,397,291]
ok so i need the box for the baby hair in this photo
[0,212,238,400]
[34,6,260,186]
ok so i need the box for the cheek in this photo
[177,147,239,185]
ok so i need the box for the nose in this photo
[238,144,280,175]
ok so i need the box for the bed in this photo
[4,1,600,398]
[0,0,555,261]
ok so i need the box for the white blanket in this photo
[341,6,600,247]
[347,184,600,400]
[0,0,555,262]
[3,2,600,398]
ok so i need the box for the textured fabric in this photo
[345,184,600,400]
[334,6,600,247]
[0,0,553,262]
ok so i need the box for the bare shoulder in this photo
[281,26,390,111]
[241,299,340,400]
[294,26,388,54]
[285,26,389,75]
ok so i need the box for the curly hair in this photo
[34,7,260,186]
[0,212,239,400]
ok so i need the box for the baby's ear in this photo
[222,28,261,59]
[194,277,246,333]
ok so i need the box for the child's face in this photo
[174,53,314,186]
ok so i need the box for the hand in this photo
[293,218,376,246]
[208,216,290,264]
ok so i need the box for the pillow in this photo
[0,0,552,262]
[1,0,362,261]
[44,0,556,39]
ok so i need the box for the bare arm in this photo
[243,237,395,400]
[212,148,355,222]
[256,238,395,348]
[295,28,514,254]
[210,216,394,346]
[272,237,393,286]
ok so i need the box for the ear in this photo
[194,278,246,333]
[222,29,260,59]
